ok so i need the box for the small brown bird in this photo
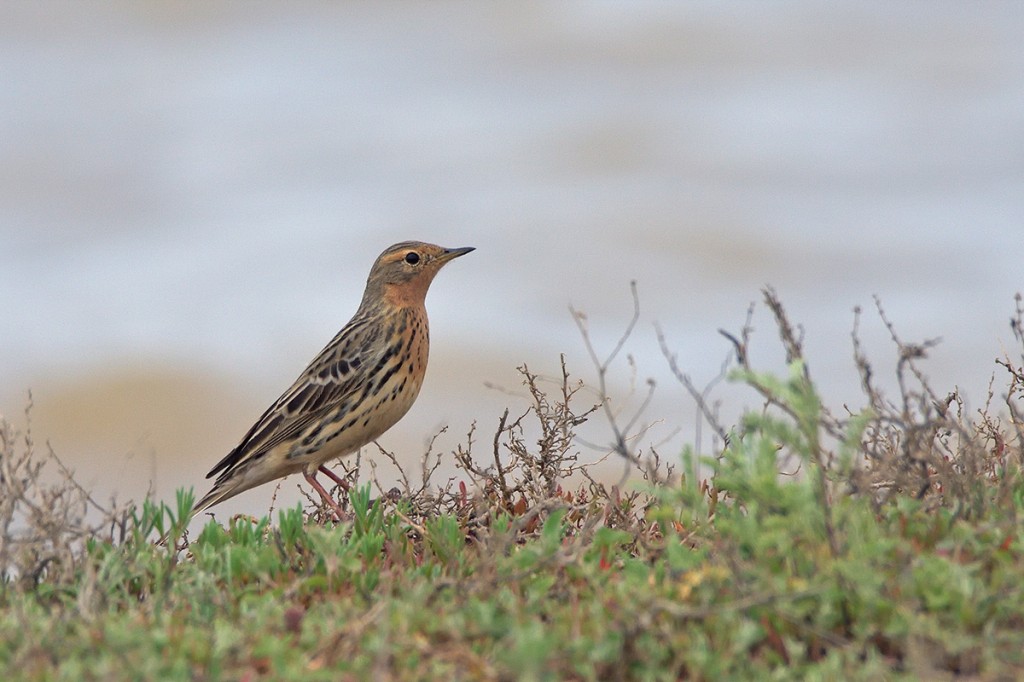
[192,241,473,519]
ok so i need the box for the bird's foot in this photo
[303,470,348,522]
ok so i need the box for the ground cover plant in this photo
[2,289,1024,680]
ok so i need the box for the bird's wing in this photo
[205,317,383,481]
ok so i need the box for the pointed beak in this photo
[439,246,475,262]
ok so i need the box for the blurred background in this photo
[2,2,1022,520]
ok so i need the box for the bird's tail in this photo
[155,481,236,546]
[190,482,236,519]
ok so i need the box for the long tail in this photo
[190,481,239,519]
[156,480,239,546]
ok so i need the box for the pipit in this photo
[192,241,473,519]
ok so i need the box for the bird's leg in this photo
[303,470,347,521]
[317,465,351,493]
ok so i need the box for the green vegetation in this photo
[2,290,1024,680]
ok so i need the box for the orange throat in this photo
[382,278,432,308]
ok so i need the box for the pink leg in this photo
[303,470,346,520]
[318,465,351,492]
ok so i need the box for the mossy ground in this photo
[3,290,1023,680]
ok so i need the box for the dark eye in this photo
[404,252,420,265]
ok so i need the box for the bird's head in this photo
[362,241,474,309]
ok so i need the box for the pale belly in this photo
[304,372,425,469]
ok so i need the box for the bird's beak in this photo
[438,246,475,262]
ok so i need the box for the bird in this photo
[191,241,474,520]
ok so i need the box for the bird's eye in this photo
[404,252,420,265]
